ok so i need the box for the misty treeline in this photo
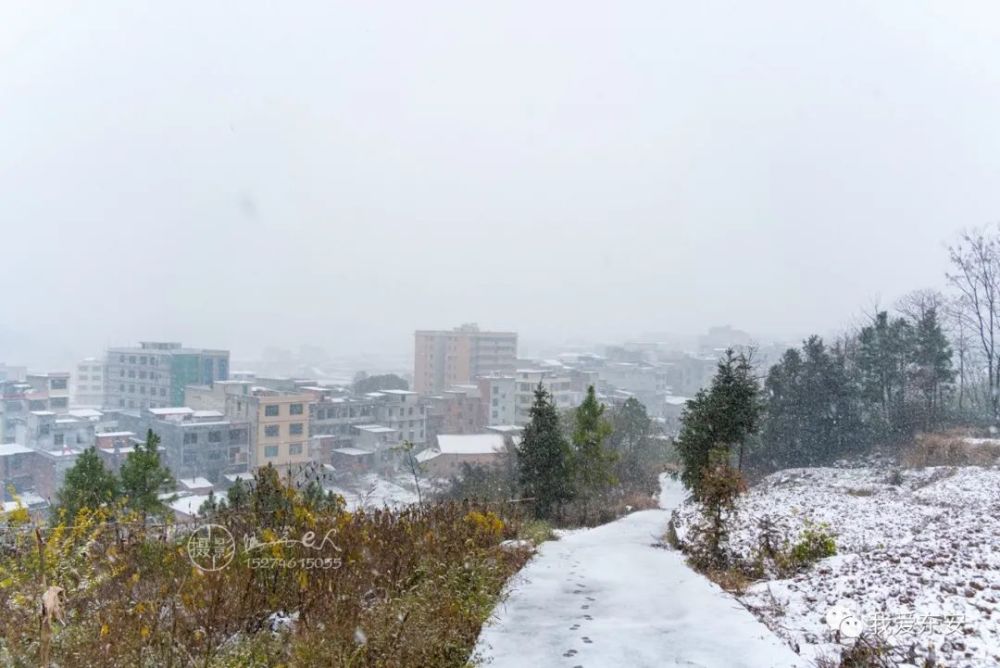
[441,386,667,526]
[680,225,1000,481]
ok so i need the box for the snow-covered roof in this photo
[192,410,224,419]
[95,431,135,438]
[2,492,46,512]
[179,477,213,490]
[0,443,33,457]
[169,494,211,517]
[333,447,372,456]
[355,425,396,434]
[436,433,507,455]
[663,395,691,406]
[486,425,522,434]
[224,472,252,483]
[149,407,194,416]
[415,449,441,463]
[68,409,103,419]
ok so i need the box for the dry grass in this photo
[0,471,532,668]
[901,430,1000,468]
[704,567,753,595]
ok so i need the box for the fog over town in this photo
[4,1,996,369]
[3,3,1000,667]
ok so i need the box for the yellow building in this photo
[225,389,312,470]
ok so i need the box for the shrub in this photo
[901,431,1000,468]
[0,474,532,667]
[787,522,836,568]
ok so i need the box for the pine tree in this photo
[119,429,175,521]
[675,349,761,498]
[572,386,616,496]
[910,306,954,429]
[52,447,120,522]
[517,384,574,519]
[609,397,662,492]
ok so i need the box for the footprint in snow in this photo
[570,624,581,630]
[582,637,593,644]
[563,649,578,657]
[582,614,593,620]
[581,605,590,610]
[586,596,595,601]
[573,589,583,594]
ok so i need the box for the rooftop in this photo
[436,433,508,455]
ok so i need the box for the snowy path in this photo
[475,476,802,667]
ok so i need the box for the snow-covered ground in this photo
[674,466,1000,666]
[475,475,802,667]
[324,473,420,510]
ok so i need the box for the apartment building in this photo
[72,357,105,408]
[1,374,72,443]
[413,324,517,394]
[114,407,249,483]
[514,369,578,424]
[477,375,516,426]
[224,389,312,470]
[104,342,229,410]
[27,373,70,412]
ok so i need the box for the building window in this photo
[264,405,280,417]
[229,429,245,442]
[208,431,222,443]
[264,425,280,438]
[184,432,198,444]
[289,423,304,436]
[160,388,166,396]
[289,443,303,456]
[289,403,304,415]
[53,433,64,446]
[264,445,279,458]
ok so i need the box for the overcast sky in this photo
[2,1,999,368]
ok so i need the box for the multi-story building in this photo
[223,389,312,470]
[114,407,249,483]
[27,373,70,413]
[72,357,105,408]
[370,390,426,445]
[414,324,517,394]
[477,375,516,426]
[1,374,72,443]
[104,342,229,410]
[514,369,578,424]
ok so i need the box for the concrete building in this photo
[416,433,512,478]
[27,373,70,412]
[72,357,105,408]
[114,407,249,483]
[477,375,516,426]
[104,342,229,411]
[223,389,312,470]
[514,369,579,424]
[414,324,517,394]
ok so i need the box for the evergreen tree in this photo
[517,384,575,519]
[910,306,954,429]
[52,447,120,522]
[119,429,175,520]
[572,386,616,496]
[675,349,761,498]
[758,336,867,469]
[609,397,663,492]
[857,311,913,438]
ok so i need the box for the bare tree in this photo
[947,226,1000,421]
[895,288,945,322]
